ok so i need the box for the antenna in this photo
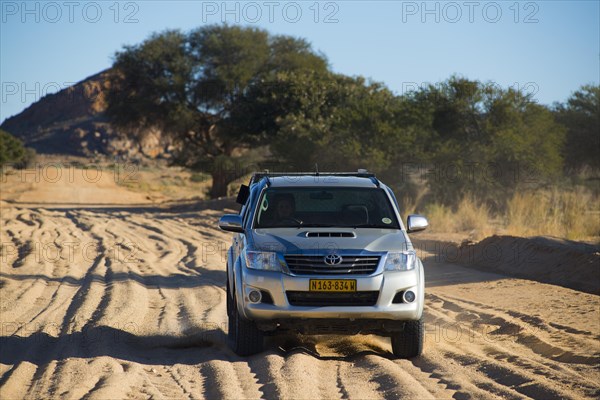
[315,163,319,176]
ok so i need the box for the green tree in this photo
[409,77,565,206]
[106,25,327,198]
[236,71,420,174]
[554,85,600,170]
[0,129,35,168]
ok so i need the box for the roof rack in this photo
[249,170,378,186]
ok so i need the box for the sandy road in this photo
[1,203,599,399]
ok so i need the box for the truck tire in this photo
[228,292,264,356]
[391,317,424,359]
[226,277,232,317]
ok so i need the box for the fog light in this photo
[403,290,416,303]
[248,290,262,303]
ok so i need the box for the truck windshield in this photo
[254,187,400,229]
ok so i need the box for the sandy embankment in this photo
[457,235,600,295]
[1,164,153,206]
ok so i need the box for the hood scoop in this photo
[305,231,356,238]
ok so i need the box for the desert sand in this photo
[1,169,599,399]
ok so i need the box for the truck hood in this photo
[248,228,413,254]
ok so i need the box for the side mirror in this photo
[218,214,244,233]
[407,214,428,233]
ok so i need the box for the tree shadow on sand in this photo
[0,325,230,369]
[0,266,226,289]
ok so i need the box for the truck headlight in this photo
[244,251,283,271]
[384,251,416,271]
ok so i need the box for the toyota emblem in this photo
[324,254,343,265]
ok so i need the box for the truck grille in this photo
[286,291,379,307]
[284,255,380,275]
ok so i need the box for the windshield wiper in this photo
[258,225,302,229]
[351,224,397,229]
[298,224,336,228]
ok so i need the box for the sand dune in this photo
[454,235,600,295]
[1,197,599,399]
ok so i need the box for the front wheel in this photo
[228,293,264,356]
[226,277,232,317]
[391,317,424,359]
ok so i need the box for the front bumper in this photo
[237,266,424,321]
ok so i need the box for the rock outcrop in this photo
[1,70,173,159]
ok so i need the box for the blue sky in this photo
[1,1,598,123]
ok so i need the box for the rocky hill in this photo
[1,70,173,159]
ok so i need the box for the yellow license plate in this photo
[309,279,356,292]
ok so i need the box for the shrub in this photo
[0,129,36,168]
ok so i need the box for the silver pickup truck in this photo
[218,171,428,358]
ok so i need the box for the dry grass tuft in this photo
[419,186,600,242]
[505,187,600,240]
[424,197,493,240]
